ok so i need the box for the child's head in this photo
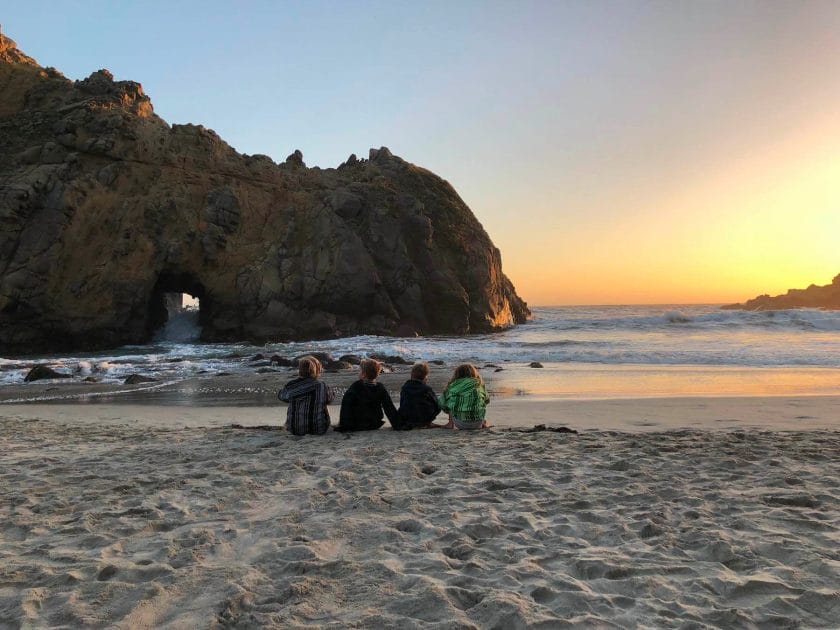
[410,362,430,381]
[359,358,382,381]
[449,363,482,386]
[297,355,322,379]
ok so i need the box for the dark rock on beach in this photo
[324,360,354,372]
[338,354,362,365]
[295,352,334,365]
[0,32,530,353]
[528,362,544,368]
[24,365,72,382]
[371,353,411,365]
[514,424,578,434]
[269,355,294,366]
[124,374,157,384]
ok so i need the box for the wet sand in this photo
[2,365,839,432]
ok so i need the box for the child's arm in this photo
[423,385,442,415]
[438,391,450,413]
[429,388,442,414]
[380,385,400,426]
[339,387,356,426]
[278,382,292,402]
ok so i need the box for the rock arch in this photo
[0,32,530,353]
[146,271,208,338]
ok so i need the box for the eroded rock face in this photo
[722,274,840,311]
[0,33,529,353]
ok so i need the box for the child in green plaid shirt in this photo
[439,364,490,430]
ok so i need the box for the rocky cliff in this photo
[722,274,840,311]
[0,33,529,352]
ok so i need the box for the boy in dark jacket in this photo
[338,359,400,431]
[398,362,442,429]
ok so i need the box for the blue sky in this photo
[5,1,839,303]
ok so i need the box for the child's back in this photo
[338,359,399,431]
[278,356,334,435]
[439,364,490,430]
[398,363,441,429]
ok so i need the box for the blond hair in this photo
[360,358,382,380]
[297,355,322,379]
[447,363,482,388]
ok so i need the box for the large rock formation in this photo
[722,274,840,311]
[0,33,529,353]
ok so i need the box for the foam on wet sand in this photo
[1,406,838,627]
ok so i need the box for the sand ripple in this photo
[1,417,838,628]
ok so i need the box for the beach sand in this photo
[1,401,838,628]
[2,364,839,432]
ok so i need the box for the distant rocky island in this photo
[0,33,529,353]
[722,274,840,311]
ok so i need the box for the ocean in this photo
[2,305,840,399]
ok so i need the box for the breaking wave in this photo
[2,305,839,385]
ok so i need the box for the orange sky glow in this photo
[496,114,840,305]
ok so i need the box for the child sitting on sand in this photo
[398,362,442,429]
[278,355,334,435]
[338,359,400,431]
[439,363,490,430]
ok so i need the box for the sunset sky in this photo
[5,1,839,305]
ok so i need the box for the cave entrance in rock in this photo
[148,272,207,343]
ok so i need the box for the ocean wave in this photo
[663,311,692,324]
[154,310,202,343]
[529,307,840,332]
[2,306,839,380]
[496,339,607,348]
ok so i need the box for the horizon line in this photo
[526,302,730,308]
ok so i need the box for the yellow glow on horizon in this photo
[498,115,840,306]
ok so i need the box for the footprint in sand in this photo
[444,585,485,610]
[393,519,423,533]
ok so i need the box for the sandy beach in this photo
[1,401,838,628]
[4,3,840,627]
